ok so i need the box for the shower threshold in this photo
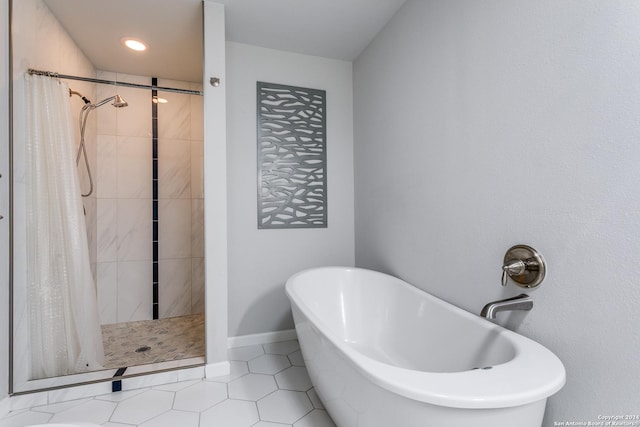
[101,313,204,369]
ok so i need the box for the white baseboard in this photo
[227,329,297,348]
[205,360,231,378]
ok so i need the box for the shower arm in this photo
[69,88,91,105]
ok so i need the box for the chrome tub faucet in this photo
[480,294,533,319]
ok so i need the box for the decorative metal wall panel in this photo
[257,82,327,229]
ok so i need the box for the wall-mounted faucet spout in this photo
[480,294,533,319]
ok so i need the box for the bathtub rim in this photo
[285,266,566,409]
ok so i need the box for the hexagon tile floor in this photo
[0,340,337,427]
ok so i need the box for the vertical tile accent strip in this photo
[152,77,159,320]
[112,367,127,392]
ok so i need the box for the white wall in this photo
[202,0,228,371]
[354,0,640,424]
[94,72,154,324]
[0,0,10,405]
[226,42,355,336]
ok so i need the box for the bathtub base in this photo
[295,314,546,427]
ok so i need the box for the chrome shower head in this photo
[93,94,128,108]
[112,94,128,108]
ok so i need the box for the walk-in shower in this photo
[71,90,128,197]
[14,66,206,391]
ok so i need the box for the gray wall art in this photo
[257,82,327,229]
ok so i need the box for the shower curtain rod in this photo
[28,68,203,96]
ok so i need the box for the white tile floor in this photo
[0,341,336,427]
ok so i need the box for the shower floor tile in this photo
[101,313,204,369]
[0,340,336,427]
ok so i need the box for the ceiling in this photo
[42,0,406,83]
[43,0,204,82]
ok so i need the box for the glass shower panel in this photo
[155,82,205,320]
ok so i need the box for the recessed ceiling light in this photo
[122,37,147,52]
[153,96,168,104]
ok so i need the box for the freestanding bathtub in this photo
[285,267,565,427]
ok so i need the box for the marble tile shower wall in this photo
[94,71,204,324]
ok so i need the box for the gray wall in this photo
[226,42,355,337]
[0,0,9,404]
[354,0,640,424]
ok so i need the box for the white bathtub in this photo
[285,267,565,427]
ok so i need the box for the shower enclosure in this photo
[9,0,212,393]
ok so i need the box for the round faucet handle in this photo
[501,244,547,289]
[503,260,526,276]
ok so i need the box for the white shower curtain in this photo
[25,74,104,379]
